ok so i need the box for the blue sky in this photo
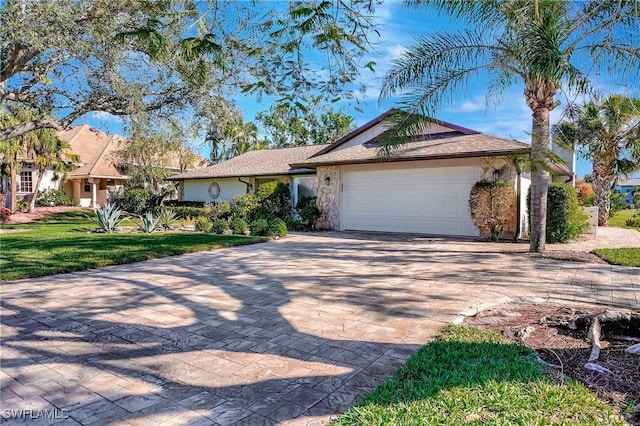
[81,1,639,178]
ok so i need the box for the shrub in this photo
[468,180,515,241]
[163,200,206,207]
[625,215,640,228]
[250,218,270,236]
[90,202,126,233]
[269,218,288,237]
[211,218,230,234]
[231,194,258,221]
[528,183,589,243]
[285,215,302,231]
[0,207,11,224]
[205,200,231,220]
[121,189,153,215]
[194,216,212,232]
[16,201,29,212]
[610,191,626,218]
[35,188,71,207]
[231,217,248,234]
[168,206,209,219]
[255,181,291,219]
[158,209,178,230]
[138,211,159,233]
[297,196,321,229]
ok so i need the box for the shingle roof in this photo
[58,125,127,179]
[169,144,328,180]
[292,133,530,168]
[617,178,640,187]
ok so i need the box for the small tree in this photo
[469,180,515,241]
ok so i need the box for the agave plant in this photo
[90,202,126,233]
[138,211,160,233]
[158,208,178,230]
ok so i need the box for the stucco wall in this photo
[316,166,341,230]
[183,178,250,202]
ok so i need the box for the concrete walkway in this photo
[1,231,639,425]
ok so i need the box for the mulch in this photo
[465,303,640,424]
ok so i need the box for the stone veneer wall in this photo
[316,166,341,230]
[480,156,519,238]
[480,156,516,182]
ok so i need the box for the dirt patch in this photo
[465,303,640,424]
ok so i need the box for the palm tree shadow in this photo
[0,255,422,424]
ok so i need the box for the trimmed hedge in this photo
[528,183,589,243]
[167,206,210,220]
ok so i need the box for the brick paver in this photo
[1,229,639,425]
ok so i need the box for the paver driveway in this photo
[1,232,638,425]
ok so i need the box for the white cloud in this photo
[448,99,486,113]
[88,111,123,123]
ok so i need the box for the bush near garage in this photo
[250,218,270,236]
[469,180,515,241]
[296,196,322,230]
[255,181,291,219]
[269,218,288,237]
[528,183,589,243]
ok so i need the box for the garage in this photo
[341,165,480,236]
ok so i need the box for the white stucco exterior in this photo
[182,178,250,202]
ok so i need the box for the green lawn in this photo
[608,209,636,228]
[338,325,623,425]
[0,212,264,281]
[592,248,640,267]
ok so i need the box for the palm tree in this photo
[555,95,640,225]
[28,134,78,212]
[207,120,264,163]
[380,0,639,252]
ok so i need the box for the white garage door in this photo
[342,166,479,236]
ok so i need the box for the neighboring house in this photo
[168,144,327,208]
[614,178,640,205]
[172,110,574,238]
[2,125,206,209]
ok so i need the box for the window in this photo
[19,171,33,193]
[84,179,91,192]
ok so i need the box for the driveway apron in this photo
[1,232,638,425]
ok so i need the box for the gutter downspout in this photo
[238,177,252,194]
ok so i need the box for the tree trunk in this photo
[28,169,44,212]
[9,165,17,213]
[529,106,551,253]
[592,156,613,226]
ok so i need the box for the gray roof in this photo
[292,133,530,168]
[169,144,328,180]
[617,178,640,187]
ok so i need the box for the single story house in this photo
[172,110,574,238]
[614,178,640,205]
[168,144,327,208]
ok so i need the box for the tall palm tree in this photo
[207,120,264,163]
[28,133,78,212]
[380,0,639,252]
[555,95,640,226]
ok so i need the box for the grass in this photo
[0,211,264,281]
[608,209,636,228]
[337,325,623,425]
[592,248,640,267]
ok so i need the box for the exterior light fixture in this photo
[325,176,331,185]
[493,169,500,181]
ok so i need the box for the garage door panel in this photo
[342,166,479,236]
